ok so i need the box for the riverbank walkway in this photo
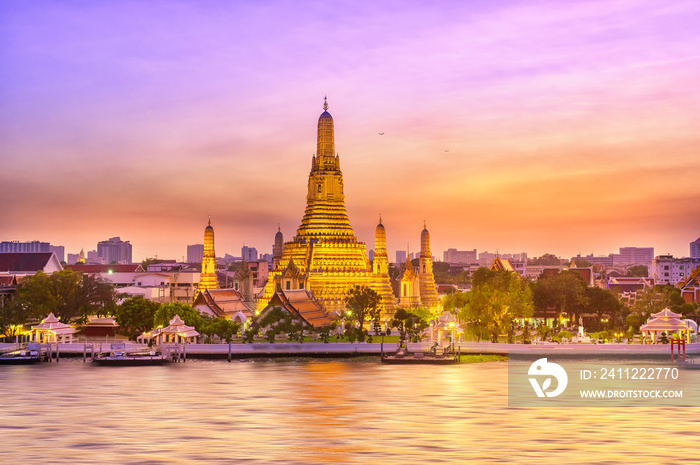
[2,341,697,360]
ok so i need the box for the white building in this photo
[651,255,700,285]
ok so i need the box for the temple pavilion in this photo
[30,313,75,343]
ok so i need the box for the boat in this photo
[0,342,41,365]
[92,342,172,366]
[380,343,461,365]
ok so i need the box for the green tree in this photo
[527,253,562,266]
[454,270,471,285]
[471,267,496,289]
[626,265,648,277]
[459,270,534,342]
[433,261,453,284]
[443,290,470,314]
[391,308,429,344]
[583,287,624,331]
[201,316,241,343]
[12,270,116,323]
[0,296,27,338]
[533,270,588,325]
[570,258,593,267]
[113,296,160,340]
[255,307,308,342]
[154,302,203,331]
[625,285,678,334]
[140,257,160,270]
[344,285,382,341]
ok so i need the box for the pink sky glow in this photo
[1,0,699,261]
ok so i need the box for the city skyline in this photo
[2,1,699,261]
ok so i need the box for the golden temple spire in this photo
[316,96,335,158]
[379,213,382,225]
[198,217,218,294]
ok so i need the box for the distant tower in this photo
[417,222,441,311]
[78,248,86,264]
[197,217,219,294]
[372,215,396,317]
[273,225,284,269]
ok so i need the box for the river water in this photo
[1,359,697,464]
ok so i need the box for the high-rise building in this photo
[257,99,431,316]
[49,245,65,263]
[97,237,132,264]
[478,252,496,266]
[86,250,104,265]
[242,246,258,261]
[0,241,50,253]
[443,248,477,264]
[615,247,654,267]
[395,251,407,265]
[187,244,204,263]
[197,218,219,293]
[691,238,700,259]
[260,253,273,266]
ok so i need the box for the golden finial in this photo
[423,220,427,229]
[379,214,382,225]
[323,96,328,111]
[278,223,281,232]
[208,215,211,226]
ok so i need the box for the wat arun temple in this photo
[256,98,441,318]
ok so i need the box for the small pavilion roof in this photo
[160,314,199,338]
[31,313,75,334]
[640,317,688,332]
[650,308,683,319]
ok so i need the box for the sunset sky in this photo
[2,0,699,262]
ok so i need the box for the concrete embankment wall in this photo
[3,341,697,360]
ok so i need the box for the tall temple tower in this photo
[258,98,386,315]
[417,222,441,311]
[372,216,396,317]
[197,217,219,294]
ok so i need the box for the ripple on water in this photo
[0,360,698,464]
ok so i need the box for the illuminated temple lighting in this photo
[197,216,219,294]
[258,98,405,317]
